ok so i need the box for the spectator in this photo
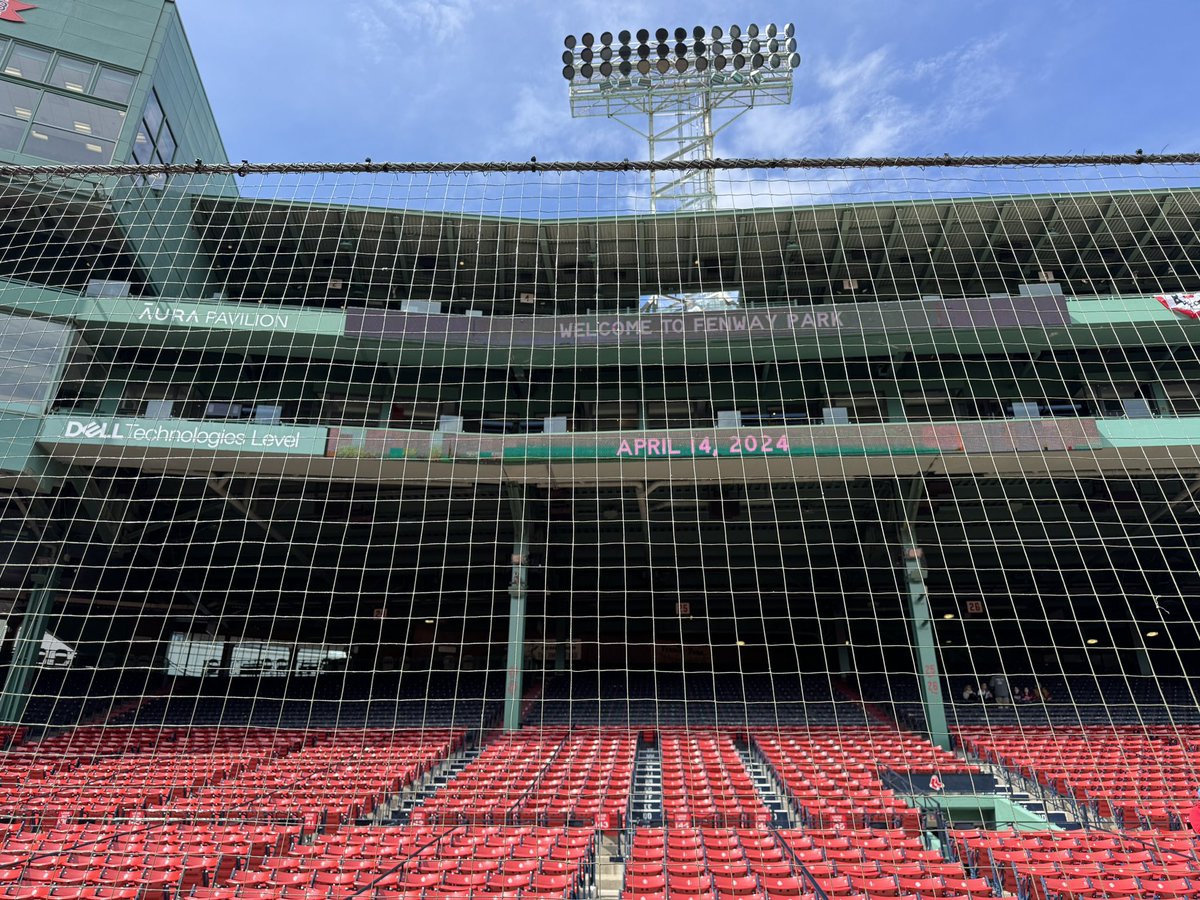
[961,684,977,702]
[978,683,993,702]
[991,674,1011,706]
[1019,686,1034,702]
[1036,682,1051,702]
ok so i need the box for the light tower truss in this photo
[563,24,800,213]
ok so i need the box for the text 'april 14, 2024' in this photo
[615,434,791,458]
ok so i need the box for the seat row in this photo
[954,726,1200,828]
[623,827,997,900]
[657,731,771,828]
[0,825,594,898]
[946,828,1200,897]
[216,826,595,900]
[0,729,462,828]
[754,734,919,833]
[162,731,463,826]
[414,730,634,827]
[0,823,303,894]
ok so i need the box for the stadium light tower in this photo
[562,24,800,213]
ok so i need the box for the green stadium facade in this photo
[1,0,1199,745]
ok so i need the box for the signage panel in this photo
[326,418,1101,462]
[78,298,344,337]
[41,416,329,456]
[344,296,1069,347]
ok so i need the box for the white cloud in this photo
[346,3,392,64]
[362,0,475,43]
[487,81,644,162]
[496,87,570,155]
[348,0,504,63]
[724,35,1017,160]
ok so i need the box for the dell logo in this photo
[63,420,124,440]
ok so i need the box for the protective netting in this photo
[0,158,1199,896]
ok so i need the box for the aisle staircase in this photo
[972,759,1090,830]
[628,739,662,826]
[737,740,793,827]
[381,744,481,824]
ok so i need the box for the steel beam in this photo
[568,73,794,213]
[898,479,951,750]
[0,540,64,726]
[503,484,531,731]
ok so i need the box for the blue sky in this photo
[174,0,1198,165]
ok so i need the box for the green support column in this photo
[834,622,851,674]
[94,378,125,415]
[503,487,531,732]
[1148,381,1171,416]
[899,482,951,750]
[1129,624,1153,677]
[0,558,63,726]
[554,604,568,674]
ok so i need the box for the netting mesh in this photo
[0,158,1199,895]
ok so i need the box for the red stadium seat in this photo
[712,875,759,896]
[1042,876,1096,899]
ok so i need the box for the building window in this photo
[48,56,95,93]
[142,89,164,140]
[0,40,137,163]
[33,92,125,140]
[24,124,114,163]
[0,39,137,100]
[22,92,123,163]
[93,67,135,104]
[156,121,176,162]
[131,124,152,164]
[0,79,39,152]
[0,311,75,416]
[4,44,50,81]
[130,88,177,187]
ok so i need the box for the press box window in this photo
[0,80,38,151]
[0,41,136,102]
[24,126,114,163]
[33,92,125,140]
[23,93,124,164]
[92,67,135,104]
[0,116,24,151]
[4,45,50,81]
[49,56,95,94]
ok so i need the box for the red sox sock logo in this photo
[0,1,36,23]
[929,775,944,791]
